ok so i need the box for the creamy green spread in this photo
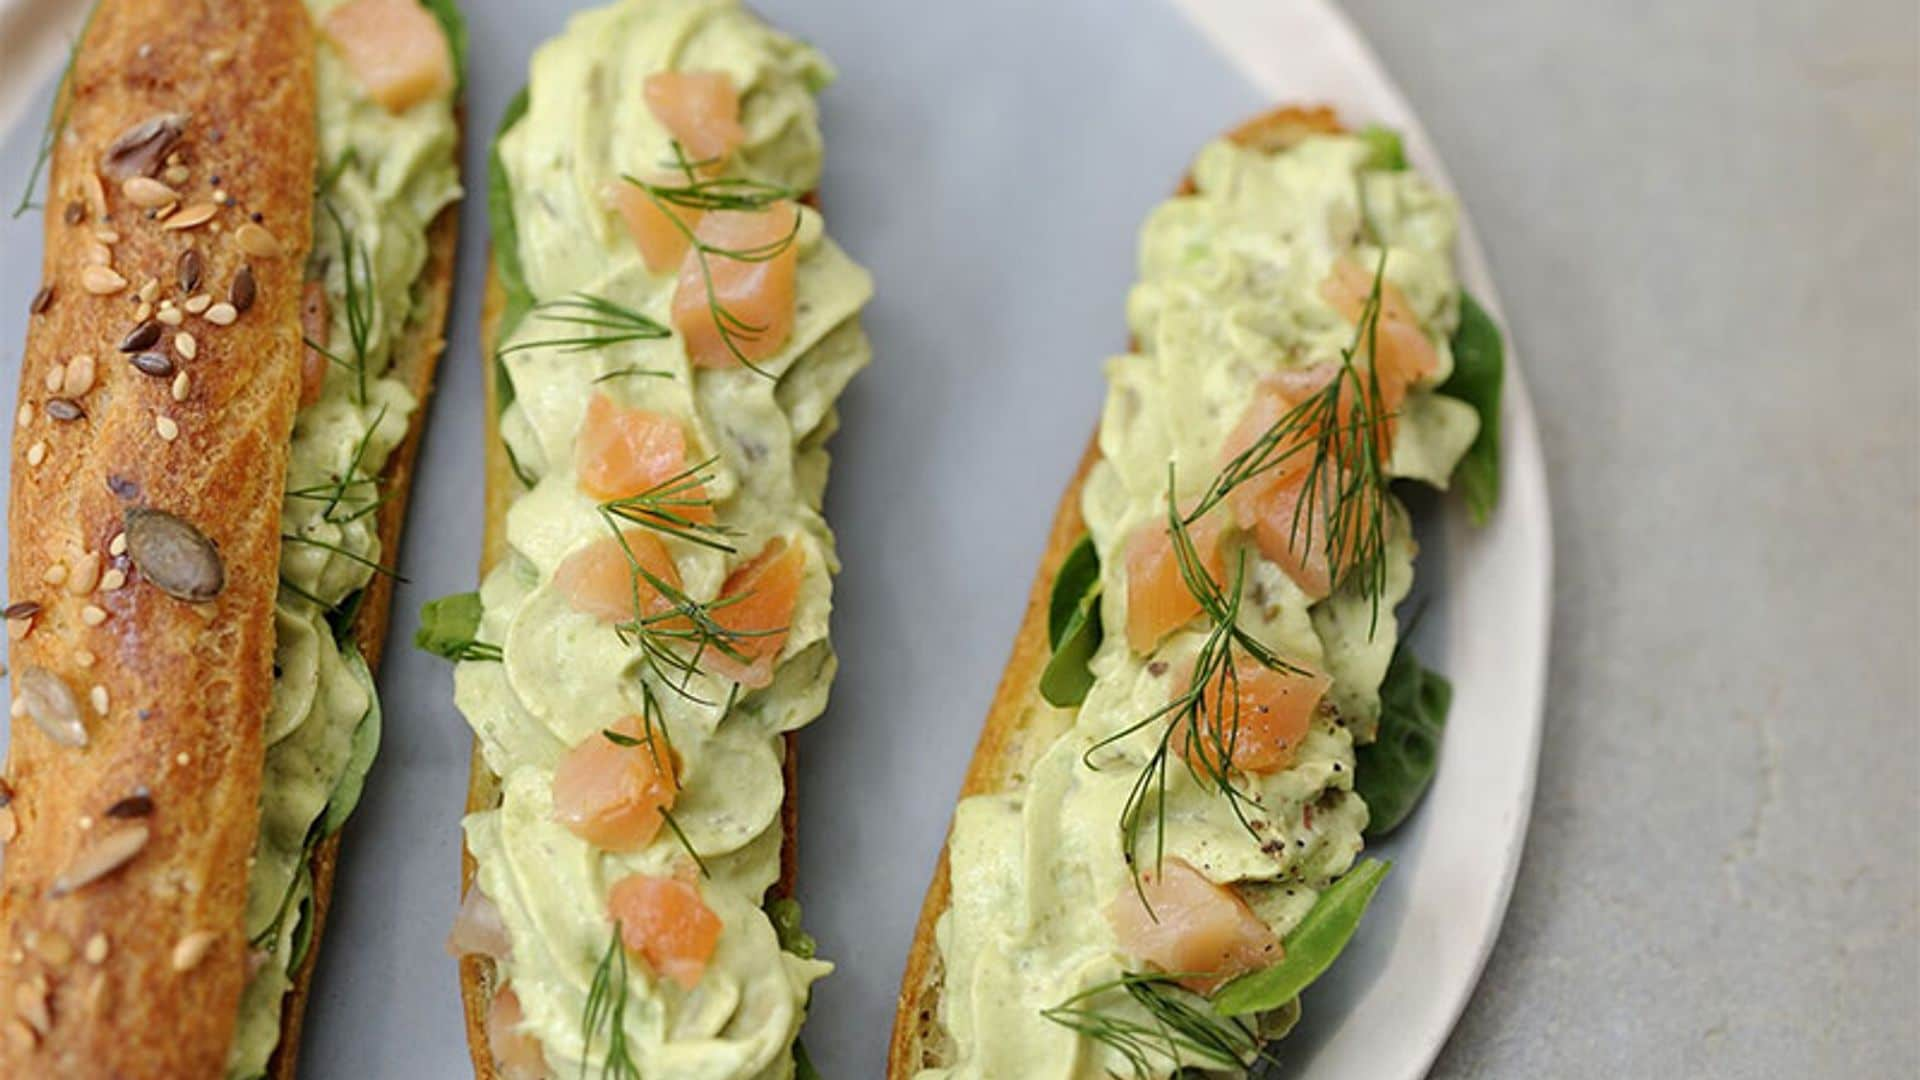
[921,135,1476,1078]
[226,4,461,1076]
[453,1,870,1077]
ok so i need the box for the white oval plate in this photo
[0,1,1549,1076]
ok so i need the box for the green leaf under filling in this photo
[1211,859,1390,1017]
[1438,291,1504,524]
[1355,641,1451,837]
[1039,534,1103,707]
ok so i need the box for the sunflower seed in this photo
[162,202,217,232]
[43,398,83,423]
[234,223,279,259]
[29,285,52,315]
[122,176,177,209]
[2,602,40,620]
[16,665,85,748]
[130,352,174,377]
[48,823,149,897]
[123,507,224,602]
[100,113,185,181]
[81,265,127,295]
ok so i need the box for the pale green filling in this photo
[922,137,1474,1079]
[225,3,461,1076]
[454,2,869,1078]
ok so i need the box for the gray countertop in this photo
[1336,0,1919,1073]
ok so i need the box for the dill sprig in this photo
[11,24,84,218]
[316,148,358,198]
[498,293,671,357]
[624,144,802,378]
[599,456,738,553]
[598,514,765,704]
[1187,252,1399,634]
[580,924,643,1080]
[438,639,503,663]
[281,404,390,525]
[280,533,406,583]
[1041,972,1270,1079]
[601,685,710,876]
[315,201,376,406]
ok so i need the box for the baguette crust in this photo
[0,2,316,1075]
[457,261,806,1075]
[886,105,1345,1079]
[266,190,461,1080]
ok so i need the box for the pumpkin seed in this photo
[16,665,85,748]
[124,508,224,602]
[100,113,185,181]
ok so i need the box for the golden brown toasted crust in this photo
[458,254,808,1075]
[0,2,316,1075]
[267,187,461,1080]
[886,104,1346,1079]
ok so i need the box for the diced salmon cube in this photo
[643,71,745,167]
[607,178,704,274]
[703,537,805,689]
[322,0,454,115]
[1124,504,1229,654]
[486,985,550,1080]
[1106,858,1282,994]
[576,394,714,521]
[1172,656,1332,774]
[551,715,678,852]
[672,204,800,369]
[447,887,511,962]
[554,529,684,625]
[1320,257,1437,406]
[607,873,723,991]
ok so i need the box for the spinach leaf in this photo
[1211,859,1390,1017]
[488,86,535,412]
[414,592,502,662]
[419,0,469,90]
[1359,124,1407,171]
[1439,292,1504,524]
[1355,642,1451,837]
[1039,534,1102,707]
[321,645,383,837]
[766,897,818,960]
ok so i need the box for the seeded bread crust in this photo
[457,260,806,1077]
[0,2,317,1076]
[885,105,1346,1079]
[267,189,460,1080]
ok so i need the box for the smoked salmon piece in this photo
[552,715,678,852]
[1124,504,1229,654]
[1172,656,1332,774]
[1320,257,1437,406]
[704,537,805,689]
[486,986,549,1080]
[576,393,714,521]
[1106,858,1281,994]
[1218,375,1361,601]
[672,204,801,369]
[299,280,330,408]
[321,0,454,115]
[608,179,703,274]
[608,873,723,991]
[447,888,512,962]
[643,71,745,166]
[554,529,684,625]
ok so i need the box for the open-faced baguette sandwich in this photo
[0,0,463,1075]
[889,107,1506,1078]
[420,1,872,1076]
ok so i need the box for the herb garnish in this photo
[11,17,87,218]
[311,202,377,406]
[598,457,737,553]
[580,923,643,1080]
[498,292,670,357]
[1041,971,1272,1078]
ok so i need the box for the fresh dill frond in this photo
[498,293,671,357]
[599,457,738,553]
[580,924,643,1080]
[321,201,376,405]
[11,25,85,218]
[594,366,671,384]
[1041,971,1270,1079]
[598,514,765,703]
[280,533,407,583]
[316,148,359,198]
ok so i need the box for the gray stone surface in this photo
[1336,1,1920,1074]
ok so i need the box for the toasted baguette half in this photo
[887,105,1347,1078]
[0,2,459,1075]
[455,264,804,1079]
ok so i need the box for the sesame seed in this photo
[63,354,96,397]
[43,363,64,392]
[7,696,23,718]
[83,241,111,266]
[81,605,108,627]
[157,306,183,326]
[137,278,158,303]
[89,685,109,714]
[171,371,191,402]
[174,751,190,766]
[81,265,127,295]
[184,292,212,314]
[134,301,153,322]
[162,164,189,187]
[74,649,95,668]
[76,816,93,831]
[41,562,68,586]
[235,223,280,258]
[109,532,127,557]
[175,332,197,360]
[83,934,108,965]
[155,415,179,442]
[204,302,237,326]
[100,568,126,592]
[170,930,216,972]
[15,403,31,427]
[93,227,119,245]
[67,552,101,595]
